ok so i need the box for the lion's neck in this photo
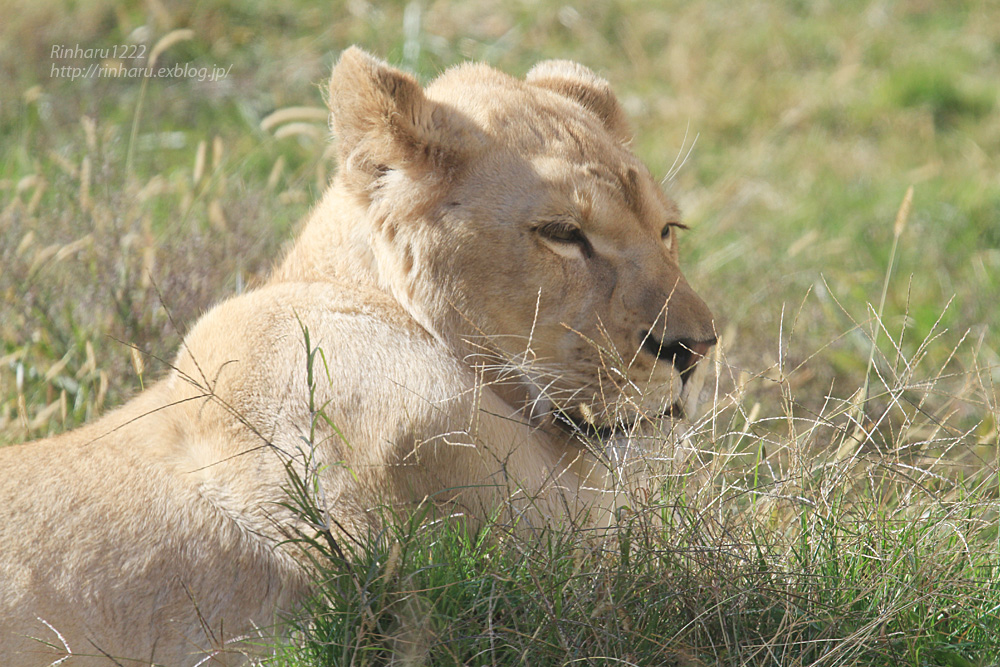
[268,182,451,343]
[269,182,382,288]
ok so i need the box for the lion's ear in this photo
[526,61,631,143]
[328,47,481,189]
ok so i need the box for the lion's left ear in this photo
[328,47,484,191]
[526,61,631,143]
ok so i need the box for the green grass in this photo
[1,0,998,664]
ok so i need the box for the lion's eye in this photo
[536,221,592,258]
[540,222,583,243]
[661,222,688,248]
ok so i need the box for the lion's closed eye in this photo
[534,219,592,258]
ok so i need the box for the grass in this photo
[1,0,998,665]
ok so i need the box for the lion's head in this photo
[323,47,715,431]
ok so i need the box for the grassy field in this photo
[1,0,998,664]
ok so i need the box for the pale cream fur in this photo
[0,47,714,665]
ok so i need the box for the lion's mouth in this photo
[551,401,685,441]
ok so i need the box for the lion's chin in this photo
[551,401,685,441]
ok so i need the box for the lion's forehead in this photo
[528,156,679,232]
[426,64,682,236]
[429,69,613,147]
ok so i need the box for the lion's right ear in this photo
[526,60,631,143]
[328,47,482,190]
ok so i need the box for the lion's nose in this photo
[641,333,717,381]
